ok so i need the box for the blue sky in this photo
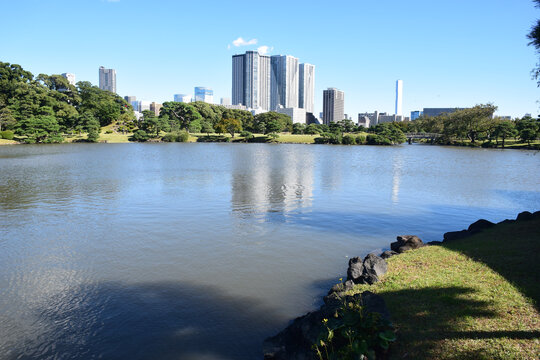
[1,0,539,118]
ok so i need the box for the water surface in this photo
[0,143,539,359]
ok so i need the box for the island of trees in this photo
[1,61,538,148]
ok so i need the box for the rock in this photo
[516,211,533,221]
[344,280,355,291]
[443,229,469,242]
[380,250,398,259]
[361,253,387,284]
[346,257,364,283]
[391,235,424,252]
[467,219,495,233]
[328,283,344,295]
[532,210,540,219]
[426,240,443,246]
[263,291,391,360]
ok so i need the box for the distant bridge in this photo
[404,133,442,144]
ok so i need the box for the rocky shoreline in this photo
[263,210,540,360]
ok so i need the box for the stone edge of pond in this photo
[262,210,540,360]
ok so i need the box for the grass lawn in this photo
[346,218,540,359]
[0,138,18,145]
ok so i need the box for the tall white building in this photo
[271,55,299,110]
[395,80,403,116]
[99,66,116,93]
[61,73,76,86]
[299,63,315,113]
[174,94,191,103]
[322,88,345,125]
[194,87,214,103]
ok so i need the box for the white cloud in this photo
[231,37,258,47]
[257,45,273,55]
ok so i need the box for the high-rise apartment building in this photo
[99,66,116,93]
[61,73,76,86]
[322,88,345,125]
[271,55,299,110]
[299,63,315,113]
[194,87,214,103]
[220,97,231,106]
[395,80,403,116]
[232,51,271,110]
[232,51,314,116]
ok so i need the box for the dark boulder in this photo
[391,235,424,253]
[346,257,364,283]
[380,250,398,259]
[467,219,495,233]
[443,229,469,242]
[263,291,391,360]
[426,240,443,246]
[327,280,355,296]
[361,253,388,284]
[532,210,540,219]
[516,211,533,221]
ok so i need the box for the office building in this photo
[358,114,370,128]
[150,102,162,116]
[395,80,403,116]
[221,97,231,106]
[271,55,299,110]
[232,51,271,110]
[423,108,465,117]
[299,63,315,113]
[194,87,214,103]
[410,110,423,121]
[124,96,136,103]
[276,107,306,124]
[174,94,191,103]
[99,66,116,93]
[322,88,345,125]
[61,73,75,86]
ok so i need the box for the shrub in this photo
[313,295,396,360]
[162,131,189,142]
[130,130,150,142]
[0,130,14,140]
[105,130,113,134]
[240,131,254,141]
[315,132,342,144]
[355,134,366,144]
[342,134,356,145]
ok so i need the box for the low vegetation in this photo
[345,218,540,359]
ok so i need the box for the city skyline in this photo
[2,0,538,118]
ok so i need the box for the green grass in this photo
[345,218,540,359]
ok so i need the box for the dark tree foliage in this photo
[528,0,540,86]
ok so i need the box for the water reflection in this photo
[391,152,403,204]
[231,145,314,219]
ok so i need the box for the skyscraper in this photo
[322,88,345,125]
[395,80,403,116]
[299,63,315,113]
[99,66,116,93]
[232,51,271,110]
[270,55,299,110]
[194,87,214,103]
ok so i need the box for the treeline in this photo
[405,104,539,147]
[0,61,134,143]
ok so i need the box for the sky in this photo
[1,0,539,118]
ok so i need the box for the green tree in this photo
[214,118,242,137]
[141,110,167,137]
[517,119,539,146]
[160,102,202,131]
[292,122,306,134]
[493,120,517,148]
[16,115,63,143]
[265,119,282,134]
[0,103,16,131]
[305,123,322,134]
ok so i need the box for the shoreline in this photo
[264,210,540,359]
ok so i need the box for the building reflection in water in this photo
[231,146,314,220]
[391,152,403,204]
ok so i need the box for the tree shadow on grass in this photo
[442,218,540,311]
[2,281,287,360]
[380,286,540,360]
